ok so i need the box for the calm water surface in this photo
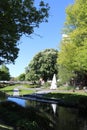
[7,96,87,130]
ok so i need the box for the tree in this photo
[18,73,25,81]
[58,39,77,83]
[0,65,10,80]
[0,0,49,64]
[67,0,87,85]
[25,49,58,81]
[58,0,87,86]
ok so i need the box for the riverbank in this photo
[43,90,87,111]
[16,88,87,111]
[1,84,87,110]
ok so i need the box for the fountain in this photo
[50,74,57,89]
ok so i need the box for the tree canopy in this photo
[0,0,49,64]
[58,0,87,86]
[0,65,10,80]
[18,73,25,81]
[25,49,58,81]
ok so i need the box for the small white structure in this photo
[83,87,87,92]
[13,88,19,96]
[76,87,79,90]
[50,74,57,89]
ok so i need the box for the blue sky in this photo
[7,0,74,77]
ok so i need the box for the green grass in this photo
[45,90,87,109]
[58,85,75,91]
[19,89,35,95]
[0,84,35,95]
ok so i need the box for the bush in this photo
[43,82,51,88]
[17,120,39,130]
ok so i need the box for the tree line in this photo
[1,0,87,88]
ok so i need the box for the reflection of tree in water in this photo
[1,99,87,130]
[25,100,59,128]
[0,91,7,101]
[0,101,55,130]
[56,107,87,130]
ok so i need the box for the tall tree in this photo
[58,39,77,83]
[0,0,49,64]
[58,0,87,85]
[25,49,58,81]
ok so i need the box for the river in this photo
[7,96,87,130]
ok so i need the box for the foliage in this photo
[18,73,25,81]
[0,101,54,130]
[17,120,39,130]
[0,0,49,64]
[58,0,87,86]
[25,70,39,81]
[25,49,58,81]
[45,91,87,109]
[58,40,77,83]
[0,65,10,80]
[58,85,75,91]
[43,82,51,88]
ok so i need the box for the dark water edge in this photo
[7,96,87,130]
[0,92,87,130]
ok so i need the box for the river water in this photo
[7,96,87,130]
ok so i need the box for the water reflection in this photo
[8,97,26,107]
[7,97,87,130]
[0,91,7,100]
[51,104,57,114]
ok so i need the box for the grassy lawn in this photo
[45,88,87,110]
[1,84,87,110]
[0,84,36,96]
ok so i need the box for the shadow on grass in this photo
[45,92,87,110]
